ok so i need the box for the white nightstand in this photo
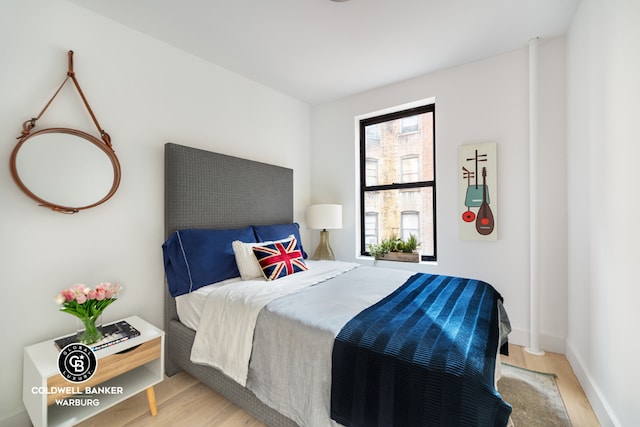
[23,315,164,427]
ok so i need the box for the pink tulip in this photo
[56,282,123,314]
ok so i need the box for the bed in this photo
[163,142,512,426]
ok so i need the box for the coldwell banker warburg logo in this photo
[58,343,98,383]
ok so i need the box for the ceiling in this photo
[69,0,580,105]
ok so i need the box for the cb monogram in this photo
[57,343,98,383]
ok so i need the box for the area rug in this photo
[498,363,571,427]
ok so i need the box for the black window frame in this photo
[359,103,437,262]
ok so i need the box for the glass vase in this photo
[77,315,103,345]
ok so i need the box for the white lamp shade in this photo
[306,204,342,230]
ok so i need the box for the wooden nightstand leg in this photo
[146,386,158,416]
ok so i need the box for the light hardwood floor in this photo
[79,344,600,426]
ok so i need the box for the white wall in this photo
[0,0,311,423]
[10,0,636,425]
[310,39,568,352]
[566,0,640,425]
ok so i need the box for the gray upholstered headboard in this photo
[162,143,300,426]
[164,142,294,322]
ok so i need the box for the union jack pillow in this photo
[252,236,308,281]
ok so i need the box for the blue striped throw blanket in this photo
[331,273,512,426]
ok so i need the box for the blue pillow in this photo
[252,223,308,259]
[163,226,255,297]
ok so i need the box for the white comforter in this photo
[189,261,358,386]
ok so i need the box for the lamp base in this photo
[312,229,335,260]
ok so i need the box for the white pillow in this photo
[232,235,295,280]
[232,240,264,280]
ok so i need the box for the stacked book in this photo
[54,320,141,352]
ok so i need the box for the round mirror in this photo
[10,128,121,213]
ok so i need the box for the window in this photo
[401,211,419,240]
[364,212,379,248]
[365,158,378,186]
[365,123,381,141]
[401,115,419,134]
[359,103,436,261]
[401,155,419,183]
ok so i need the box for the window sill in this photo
[374,252,420,263]
[356,255,437,267]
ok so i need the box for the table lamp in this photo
[306,204,342,260]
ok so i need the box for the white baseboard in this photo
[0,411,30,427]
[565,339,619,427]
[507,328,566,354]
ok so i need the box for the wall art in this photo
[459,142,497,240]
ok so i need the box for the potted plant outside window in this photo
[369,234,420,263]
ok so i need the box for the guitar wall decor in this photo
[475,167,494,235]
[458,142,497,240]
